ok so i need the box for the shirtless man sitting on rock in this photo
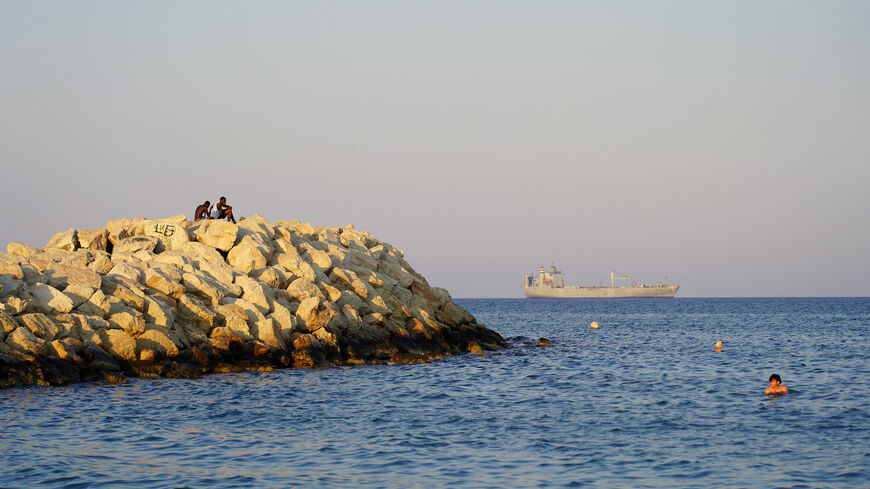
[194,201,211,220]
[764,373,789,396]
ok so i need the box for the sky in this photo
[1,1,868,298]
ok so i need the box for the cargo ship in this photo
[523,265,678,298]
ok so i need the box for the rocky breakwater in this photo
[0,215,506,388]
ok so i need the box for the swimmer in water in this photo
[714,341,723,352]
[764,373,789,396]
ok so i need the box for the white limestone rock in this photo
[227,243,268,274]
[144,267,185,299]
[77,228,109,251]
[45,228,78,251]
[234,276,274,315]
[113,236,160,254]
[18,312,63,341]
[101,329,137,361]
[6,327,46,356]
[287,277,325,302]
[29,283,74,314]
[251,317,286,350]
[195,220,238,252]
[44,262,102,290]
[7,241,40,257]
[142,215,190,252]
[273,253,316,281]
[137,327,180,358]
[76,289,111,318]
[182,271,224,305]
[64,284,95,308]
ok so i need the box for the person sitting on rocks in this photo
[211,196,236,223]
[194,201,211,220]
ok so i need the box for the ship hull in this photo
[524,285,679,298]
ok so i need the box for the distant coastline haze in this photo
[1,1,868,297]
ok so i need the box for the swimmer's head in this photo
[769,374,782,385]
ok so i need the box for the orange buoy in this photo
[590,321,599,329]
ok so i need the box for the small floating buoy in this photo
[715,341,723,352]
[590,321,599,329]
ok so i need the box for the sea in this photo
[1,298,868,488]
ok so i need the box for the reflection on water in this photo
[1,298,868,488]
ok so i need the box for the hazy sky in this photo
[2,1,868,297]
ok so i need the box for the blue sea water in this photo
[1,298,869,488]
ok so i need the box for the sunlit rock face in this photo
[0,215,506,388]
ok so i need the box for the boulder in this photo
[287,277,325,302]
[143,295,174,328]
[6,327,46,355]
[0,310,20,338]
[274,220,317,240]
[148,261,183,283]
[29,283,74,314]
[48,338,86,364]
[109,309,145,335]
[227,243,268,274]
[195,259,238,286]
[0,275,23,298]
[108,261,146,284]
[271,237,299,256]
[182,242,226,265]
[295,297,337,332]
[76,289,111,318]
[142,215,190,252]
[273,253,316,281]
[177,293,216,333]
[249,266,288,289]
[7,241,40,257]
[137,327,180,358]
[237,214,274,243]
[113,236,159,254]
[45,228,78,251]
[234,276,274,315]
[214,304,253,341]
[220,297,266,324]
[101,329,137,361]
[54,313,107,345]
[195,220,238,252]
[63,284,95,308]
[106,217,146,244]
[88,252,114,274]
[330,268,369,300]
[144,268,185,298]
[0,255,24,279]
[43,263,102,290]
[268,302,297,341]
[81,342,120,371]
[302,248,333,273]
[182,272,224,305]
[102,276,146,310]
[152,250,194,269]
[77,228,109,251]
[251,318,286,350]
[18,312,67,341]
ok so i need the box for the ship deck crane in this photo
[610,270,637,288]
